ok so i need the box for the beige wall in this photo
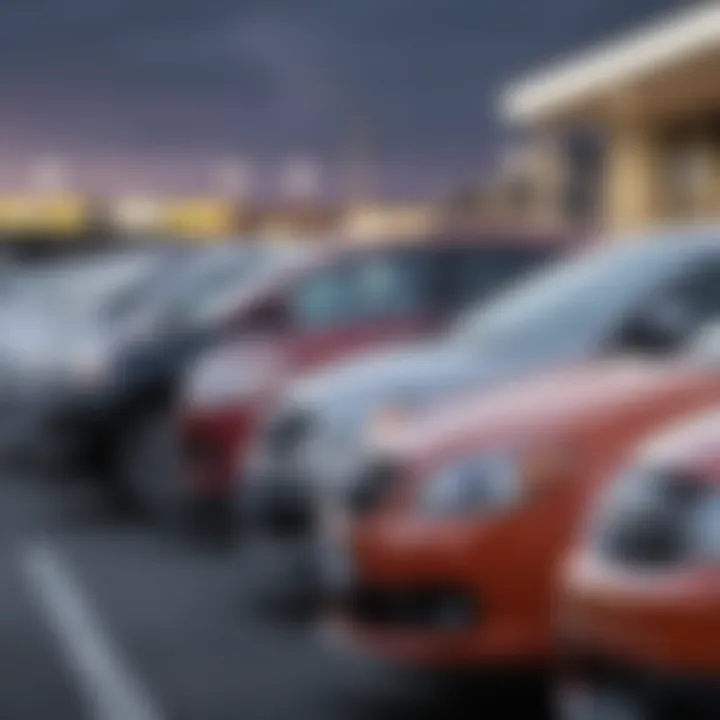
[603,118,661,233]
[508,42,720,235]
[603,116,720,233]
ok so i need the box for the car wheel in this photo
[119,410,241,546]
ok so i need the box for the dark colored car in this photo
[172,231,568,537]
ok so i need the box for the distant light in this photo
[215,161,252,198]
[29,156,68,193]
[112,197,161,229]
[279,158,322,200]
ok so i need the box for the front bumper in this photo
[179,404,258,500]
[329,517,551,669]
[560,652,720,717]
[558,553,720,715]
[242,441,370,537]
[559,553,720,675]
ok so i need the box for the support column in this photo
[603,118,660,234]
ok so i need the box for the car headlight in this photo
[419,446,569,518]
[184,348,282,408]
[587,465,720,564]
[420,451,522,517]
[185,360,261,407]
[584,467,654,542]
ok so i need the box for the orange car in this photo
[558,405,720,718]
[320,351,720,673]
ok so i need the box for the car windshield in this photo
[11,253,159,320]
[102,247,243,321]
[448,236,705,357]
[143,243,308,328]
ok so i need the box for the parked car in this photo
[52,241,304,482]
[557,337,720,718]
[319,326,720,677]
[0,241,294,476]
[0,246,173,460]
[176,231,567,537]
[244,228,720,543]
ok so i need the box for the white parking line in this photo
[19,541,163,720]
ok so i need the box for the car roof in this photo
[305,230,577,266]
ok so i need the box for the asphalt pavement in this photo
[0,467,550,720]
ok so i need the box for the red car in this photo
[558,397,720,717]
[317,352,720,672]
[173,232,568,538]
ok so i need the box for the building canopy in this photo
[502,2,720,127]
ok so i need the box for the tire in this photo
[119,409,241,546]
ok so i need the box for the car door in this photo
[281,247,437,371]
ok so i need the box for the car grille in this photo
[345,459,400,517]
[598,471,707,567]
[347,585,478,631]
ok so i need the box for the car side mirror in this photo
[241,299,291,334]
[618,296,695,354]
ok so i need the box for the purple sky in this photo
[0,0,681,199]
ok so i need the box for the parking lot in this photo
[0,466,547,720]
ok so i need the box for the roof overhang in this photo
[502,3,720,126]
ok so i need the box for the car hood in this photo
[379,359,692,463]
[289,341,476,411]
[284,337,579,433]
[0,304,64,363]
[639,406,720,471]
[0,311,106,384]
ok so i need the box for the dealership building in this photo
[502,2,720,233]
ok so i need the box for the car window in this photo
[293,264,355,330]
[292,252,428,330]
[449,238,713,357]
[352,253,426,318]
[663,261,720,321]
[16,254,158,318]
[102,252,195,321]
[438,246,553,311]
[167,247,302,327]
